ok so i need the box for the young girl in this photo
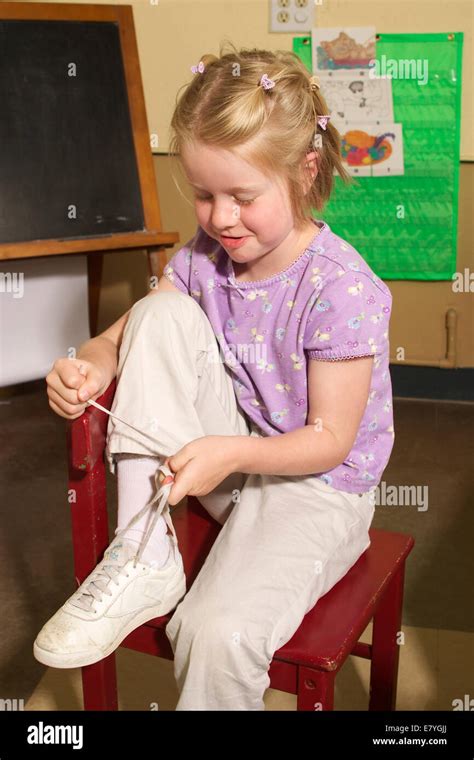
[34,45,394,711]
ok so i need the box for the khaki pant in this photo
[105,292,375,710]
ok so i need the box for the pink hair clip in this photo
[191,61,205,74]
[317,114,331,130]
[260,73,275,90]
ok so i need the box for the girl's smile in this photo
[219,234,250,249]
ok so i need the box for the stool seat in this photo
[274,529,414,671]
[68,379,414,711]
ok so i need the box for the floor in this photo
[1,379,473,710]
[24,623,473,711]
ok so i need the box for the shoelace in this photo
[70,397,179,612]
[70,549,133,612]
[85,396,179,564]
[70,465,177,612]
[115,463,178,567]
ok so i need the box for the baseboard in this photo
[390,364,474,402]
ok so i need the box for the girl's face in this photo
[180,140,317,275]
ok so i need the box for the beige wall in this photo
[134,0,473,160]
[75,0,473,368]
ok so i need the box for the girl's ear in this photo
[302,150,319,194]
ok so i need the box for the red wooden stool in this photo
[67,379,414,711]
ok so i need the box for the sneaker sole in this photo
[33,569,186,669]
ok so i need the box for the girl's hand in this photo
[163,436,239,506]
[46,357,109,420]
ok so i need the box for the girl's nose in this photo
[210,198,240,230]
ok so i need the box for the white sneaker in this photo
[33,463,186,669]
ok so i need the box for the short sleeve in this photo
[162,230,198,295]
[304,270,392,361]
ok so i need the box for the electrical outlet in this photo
[269,0,317,34]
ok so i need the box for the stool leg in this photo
[297,666,335,711]
[369,563,406,710]
[68,424,119,711]
[82,655,118,710]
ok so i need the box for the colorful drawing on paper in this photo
[312,27,376,73]
[337,123,405,177]
[343,130,394,165]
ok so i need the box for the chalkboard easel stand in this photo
[0,2,180,336]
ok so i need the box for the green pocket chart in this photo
[293,33,464,280]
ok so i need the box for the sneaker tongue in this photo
[104,539,137,564]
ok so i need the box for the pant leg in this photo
[104,291,252,524]
[165,473,375,710]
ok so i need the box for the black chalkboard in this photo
[0,19,145,244]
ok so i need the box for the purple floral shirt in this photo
[163,218,395,494]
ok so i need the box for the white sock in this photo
[115,453,171,568]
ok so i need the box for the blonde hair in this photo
[169,41,353,229]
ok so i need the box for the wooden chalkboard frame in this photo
[0,2,179,333]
